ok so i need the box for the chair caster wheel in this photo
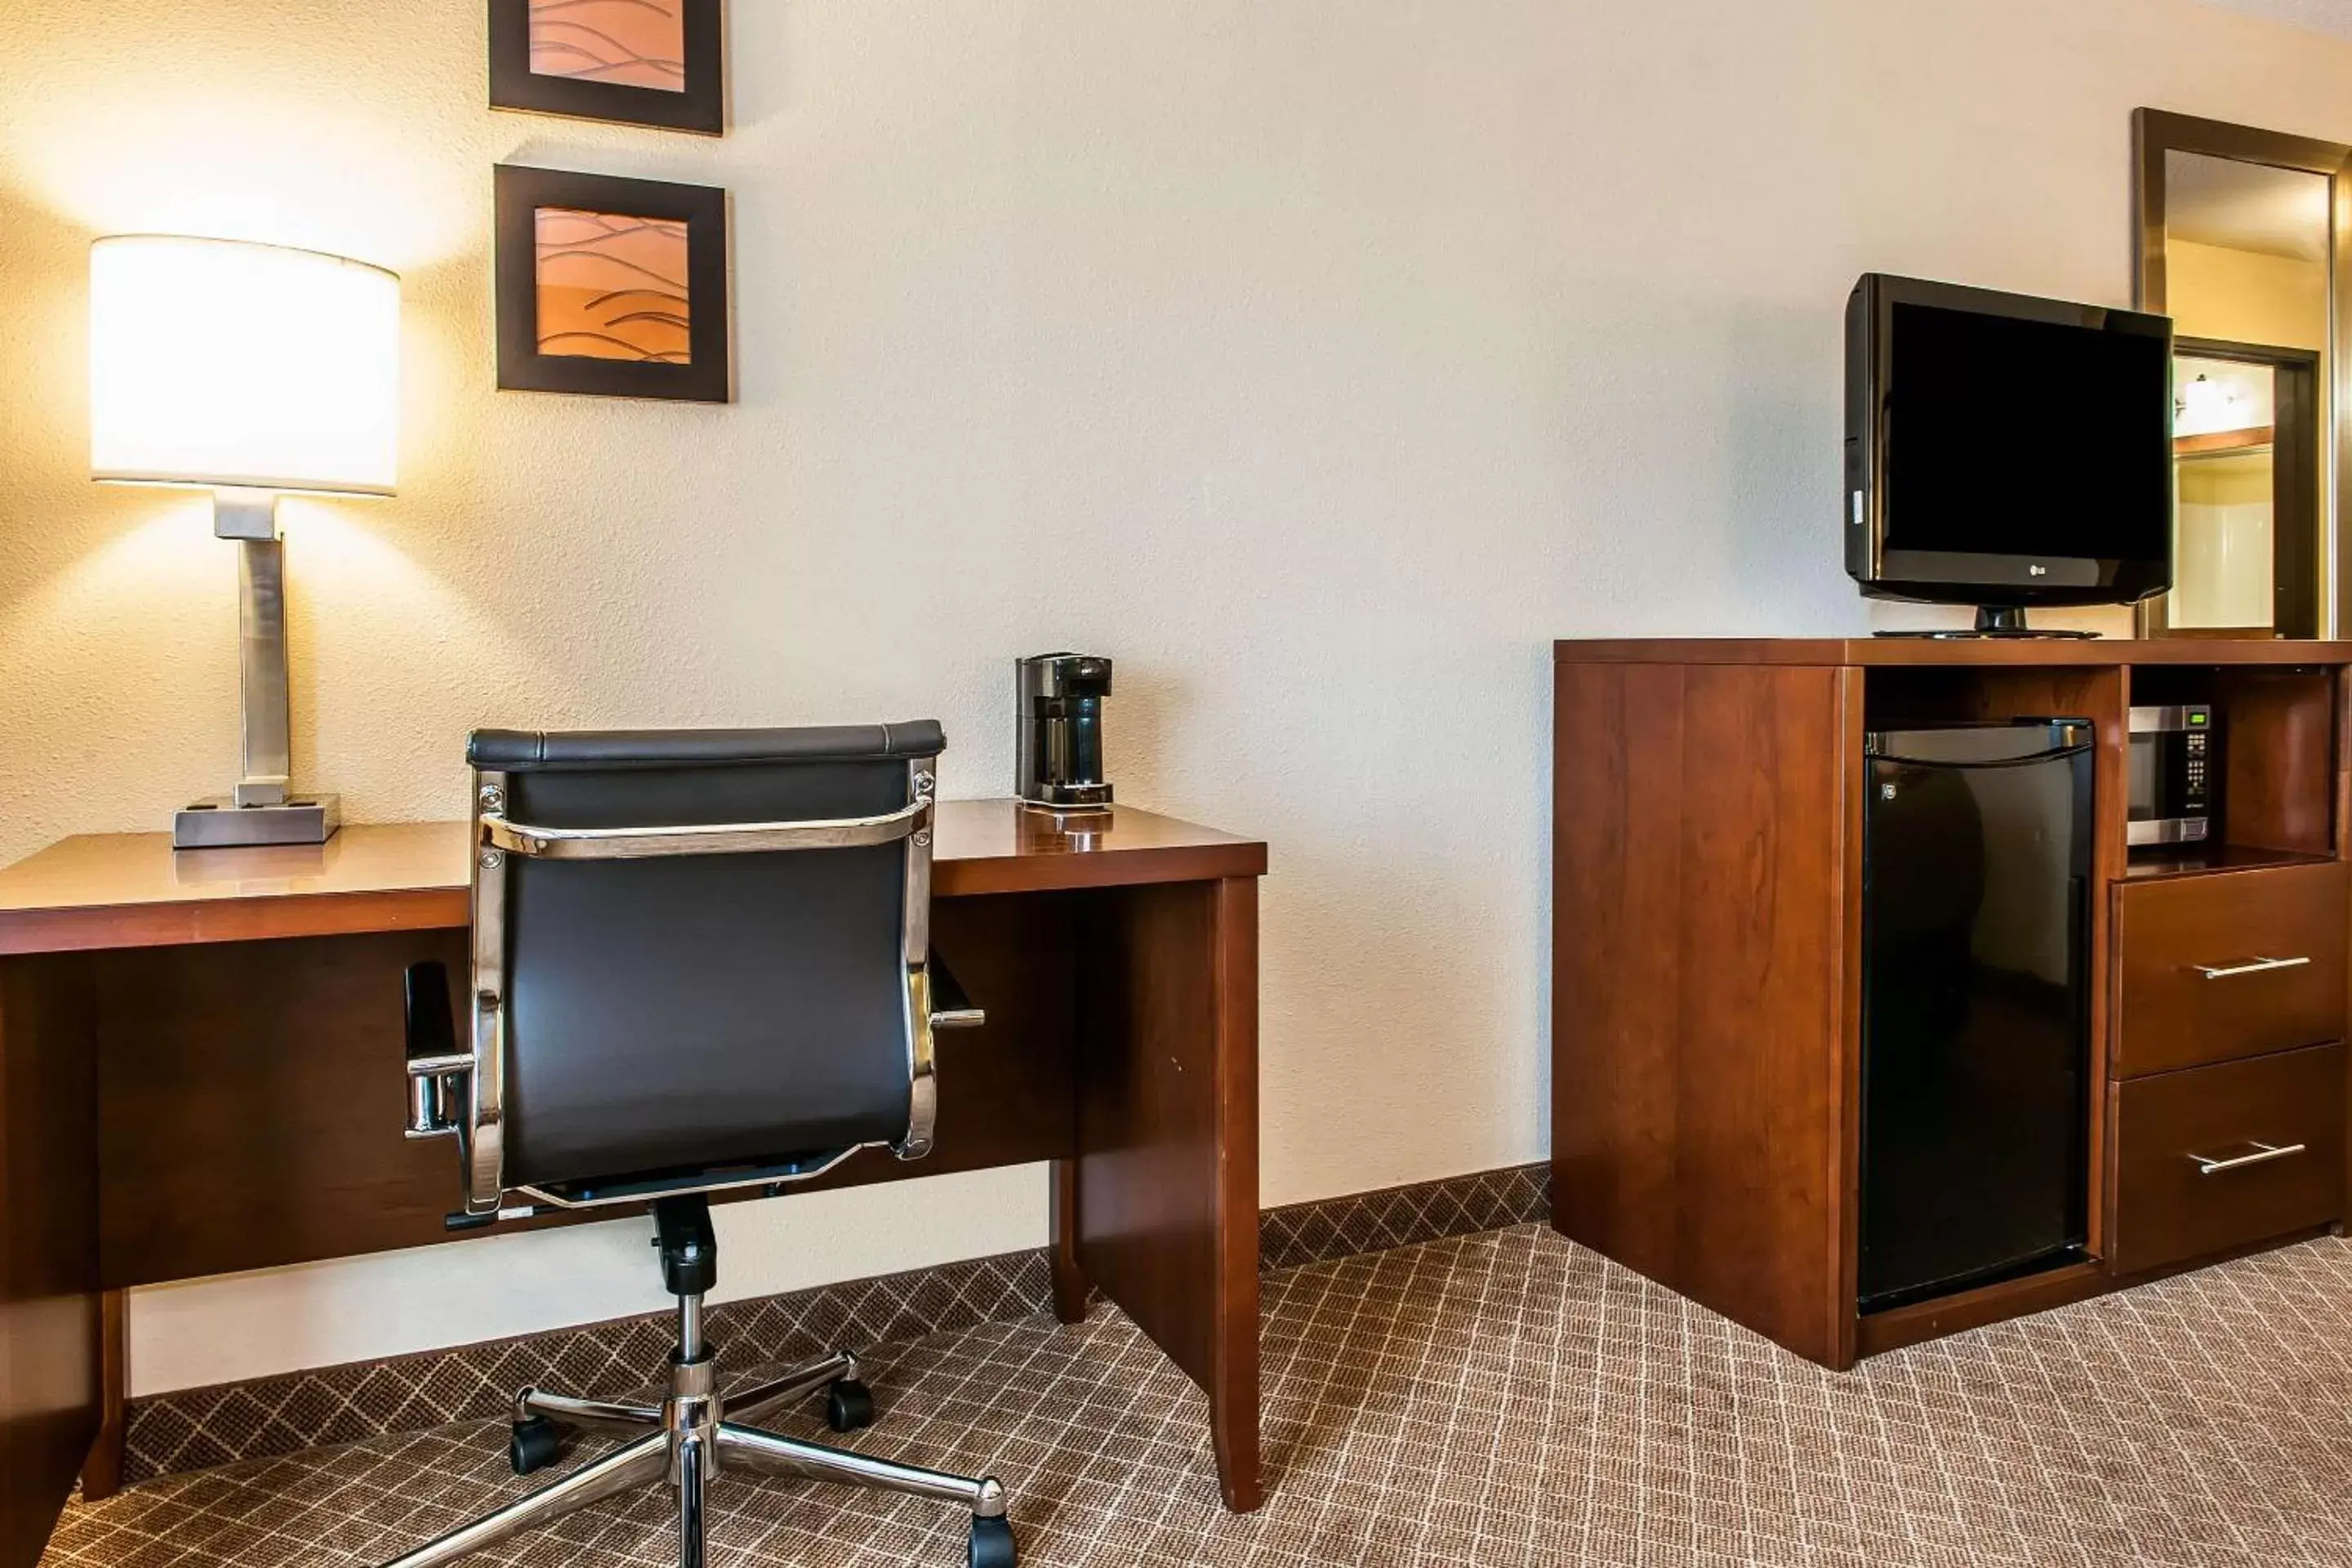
[508,1415,564,1476]
[825,1378,875,1433]
[968,1513,1017,1568]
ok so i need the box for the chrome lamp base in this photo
[172,794,341,849]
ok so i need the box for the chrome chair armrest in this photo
[403,962,472,1139]
[927,951,985,1031]
[894,953,984,1164]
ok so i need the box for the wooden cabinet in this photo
[1553,638,2352,1370]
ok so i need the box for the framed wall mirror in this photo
[2134,110,2352,638]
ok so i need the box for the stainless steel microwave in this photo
[2127,705,2213,846]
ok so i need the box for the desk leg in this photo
[1048,1160,1089,1324]
[79,1292,127,1502]
[1205,876,1262,1514]
[1075,875,1261,1513]
[0,952,100,1566]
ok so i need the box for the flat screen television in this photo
[1845,274,2173,634]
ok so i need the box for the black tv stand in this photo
[1875,605,2100,641]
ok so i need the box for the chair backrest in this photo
[466,724,943,1196]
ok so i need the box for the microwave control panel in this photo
[2183,728,2211,811]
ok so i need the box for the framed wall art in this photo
[494,164,731,402]
[488,0,724,135]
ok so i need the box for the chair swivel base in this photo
[376,1330,1016,1568]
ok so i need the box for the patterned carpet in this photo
[42,1223,2352,1567]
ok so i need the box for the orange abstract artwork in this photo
[528,0,687,92]
[534,208,692,363]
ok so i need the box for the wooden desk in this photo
[0,801,1267,1564]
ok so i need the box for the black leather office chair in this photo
[385,724,1014,1568]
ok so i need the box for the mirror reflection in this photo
[2155,149,2330,636]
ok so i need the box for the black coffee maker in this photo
[1016,653,1113,810]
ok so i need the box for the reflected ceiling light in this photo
[2174,373,2242,437]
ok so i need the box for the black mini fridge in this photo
[1860,719,2095,1312]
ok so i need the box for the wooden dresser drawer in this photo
[2108,1041,2344,1276]
[2113,861,2349,1078]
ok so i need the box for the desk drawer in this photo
[2108,1041,2343,1277]
[2113,861,2348,1078]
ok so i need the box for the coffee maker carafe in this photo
[1016,653,1113,810]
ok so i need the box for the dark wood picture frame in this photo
[494,164,731,403]
[2133,109,2352,636]
[488,0,724,136]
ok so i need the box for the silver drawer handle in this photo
[2188,1141,2307,1175]
[2192,955,2312,980]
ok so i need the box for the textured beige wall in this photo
[6,0,2351,1387]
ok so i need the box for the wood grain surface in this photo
[0,803,1266,958]
[0,954,99,1568]
[2111,861,2349,1078]
[2107,1042,2345,1276]
[1557,638,2352,668]
[1552,660,1854,1366]
[1071,876,1262,1511]
[92,894,1084,1289]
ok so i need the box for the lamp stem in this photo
[171,488,339,848]
[214,488,290,808]
[234,536,293,808]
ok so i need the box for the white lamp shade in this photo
[90,235,399,495]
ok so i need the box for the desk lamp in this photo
[89,235,399,848]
